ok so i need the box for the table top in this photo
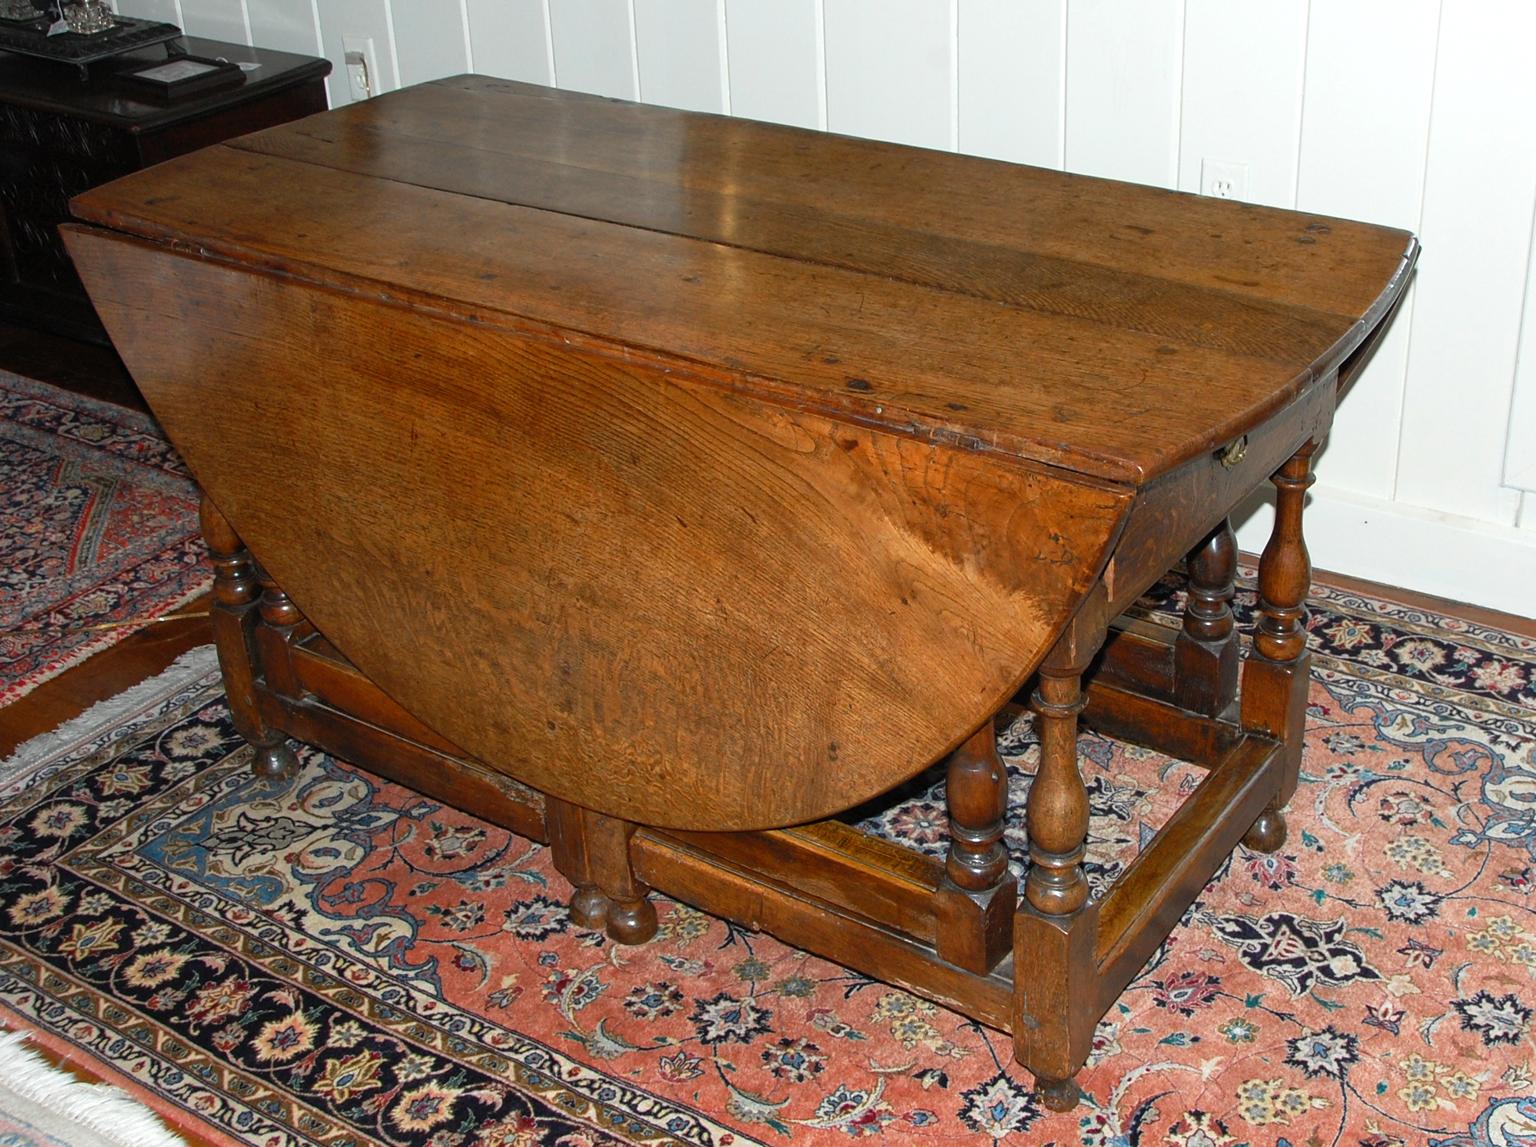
[72,74,1414,485]
[0,35,329,132]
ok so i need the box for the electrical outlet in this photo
[1201,158,1249,201]
[342,34,378,102]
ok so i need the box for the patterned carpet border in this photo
[0,372,209,705]
[0,660,755,1147]
[0,574,1529,1145]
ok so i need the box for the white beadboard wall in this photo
[111,0,1536,617]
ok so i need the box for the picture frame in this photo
[115,53,244,101]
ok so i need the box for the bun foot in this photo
[605,896,658,945]
[1243,807,1288,853]
[569,887,611,931]
[1034,1075,1080,1112]
[251,739,298,780]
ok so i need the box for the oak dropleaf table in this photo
[66,76,1416,1109]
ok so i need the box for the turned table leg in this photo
[199,496,298,780]
[946,722,1009,892]
[1174,517,1239,717]
[1026,648,1096,918]
[935,720,1016,973]
[1017,586,1108,1110]
[1241,440,1318,853]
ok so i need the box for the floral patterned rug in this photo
[0,573,1530,1146]
[0,372,207,705]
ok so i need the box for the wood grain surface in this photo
[65,229,1129,829]
[69,75,1416,485]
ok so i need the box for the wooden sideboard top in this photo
[71,74,1414,485]
[0,36,330,131]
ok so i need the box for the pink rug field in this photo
[0,372,208,706]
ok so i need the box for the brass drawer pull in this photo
[1219,435,1248,469]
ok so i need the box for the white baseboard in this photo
[1231,485,1536,619]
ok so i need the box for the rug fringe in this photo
[0,1030,189,1147]
[0,646,221,791]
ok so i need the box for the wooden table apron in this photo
[62,75,1416,1107]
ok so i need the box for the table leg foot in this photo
[605,896,659,945]
[1034,1075,1080,1112]
[547,797,658,944]
[1243,806,1288,853]
[1014,860,1098,1114]
[251,739,299,780]
[569,886,611,931]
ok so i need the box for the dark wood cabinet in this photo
[0,35,328,342]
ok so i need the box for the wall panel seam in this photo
[1171,0,1187,187]
[1389,0,1446,503]
[381,0,402,93]
[814,0,827,131]
[714,0,730,114]
[1054,0,1066,168]
[306,0,322,63]
[458,0,474,74]
[947,0,958,152]
[1501,194,1536,491]
[541,0,556,86]
[626,0,640,100]
[1289,0,1310,209]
